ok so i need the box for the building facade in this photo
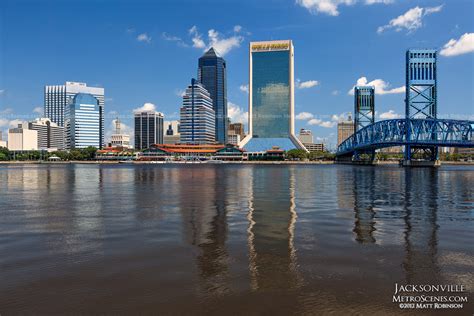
[198,47,227,144]
[65,93,102,149]
[28,118,65,150]
[0,131,5,148]
[298,128,313,144]
[163,120,180,145]
[337,113,354,147]
[228,133,241,146]
[303,143,325,152]
[134,111,164,150]
[44,82,104,146]
[110,118,131,148]
[180,78,216,144]
[229,122,245,140]
[8,123,38,151]
[239,40,305,152]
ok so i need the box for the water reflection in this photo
[0,164,472,314]
[247,166,301,291]
[403,168,440,284]
[352,168,377,244]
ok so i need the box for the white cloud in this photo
[331,90,340,95]
[207,29,243,56]
[440,33,474,57]
[296,0,356,16]
[133,102,157,113]
[296,79,320,89]
[0,89,4,95]
[228,101,248,125]
[308,118,336,128]
[162,32,188,47]
[175,89,186,97]
[377,5,443,34]
[296,0,392,16]
[379,110,401,119]
[189,25,206,49]
[137,33,152,43]
[239,84,249,93]
[365,0,393,4]
[296,112,314,120]
[188,26,244,56]
[0,108,13,115]
[33,107,43,115]
[348,76,405,95]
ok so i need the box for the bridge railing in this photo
[337,119,474,156]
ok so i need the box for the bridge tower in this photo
[353,86,375,160]
[354,86,375,132]
[405,49,438,162]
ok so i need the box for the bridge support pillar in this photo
[401,160,441,167]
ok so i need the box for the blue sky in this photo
[0,0,473,149]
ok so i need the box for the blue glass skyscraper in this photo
[198,47,227,144]
[240,40,306,152]
[65,93,102,149]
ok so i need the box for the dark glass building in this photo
[134,111,164,150]
[198,47,227,144]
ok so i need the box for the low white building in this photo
[8,124,38,151]
[110,118,131,148]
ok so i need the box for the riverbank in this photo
[1,160,473,165]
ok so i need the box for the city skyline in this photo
[0,0,473,149]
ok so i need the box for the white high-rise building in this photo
[8,123,38,151]
[44,81,104,146]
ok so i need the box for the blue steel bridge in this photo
[336,48,474,164]
[336,118,474,157]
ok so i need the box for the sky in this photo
[0,0,473,149]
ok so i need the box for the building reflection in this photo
[176,166,230,296]
[402,169,439,284]
[247,166,301,291]
[352,168,377,244]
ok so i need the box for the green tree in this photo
[80,146,98,160]
[286,149,307,160]
[0,147,9,161]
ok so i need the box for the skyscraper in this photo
[28,118,65,150]
[337,113,354,147]
[44,82,104,145]
[180,78,215,144]
[65,93,102,149]
[134,111,164,150]
[198,47,227,144]
[239,40,306,152]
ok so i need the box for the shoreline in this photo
[0,160,473,165]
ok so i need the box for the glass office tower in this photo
[134,111,164,150]
[44,82,104,146]
[180,78,216,144]
[240,40,305,152]
[65,93,102,149]
[198,47,227,144]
